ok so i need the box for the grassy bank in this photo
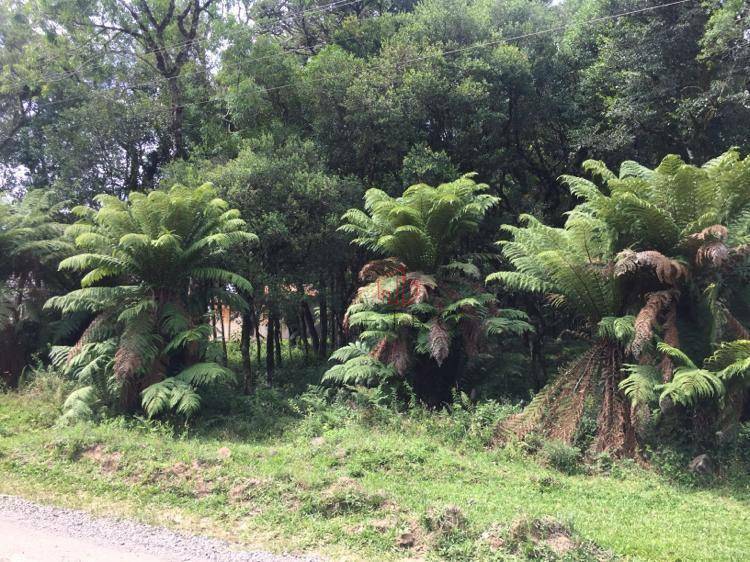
[0,380,748,561]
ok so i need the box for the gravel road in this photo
[0,495,320,562]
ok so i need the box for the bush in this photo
[540,440,582,475]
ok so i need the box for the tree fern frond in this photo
[620,364,660,407]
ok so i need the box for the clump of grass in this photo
[540,440,582,475]
[501,515,615,561]
[47,426,99,461]
[302,477,386,517]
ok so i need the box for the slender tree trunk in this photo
[167,76,185,158]
[300,307,309,359]
[330,309,337,350]
[302,301,320,354]
[253,306,262,365]
[266,315,275,386]
[218,304,228,366]
[338,267,347,345]
[319,286,328,358]
[274,315,282,366]
[241,311,253,394]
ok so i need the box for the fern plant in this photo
[491,150,750,456]
[326,175,532,405]
[0,190,73,387]
[45,183,257,420]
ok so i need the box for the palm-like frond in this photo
[619,364,660,407]
[658,368,724,408]
[48,184,256,419]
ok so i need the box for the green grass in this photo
[0,383,748,561]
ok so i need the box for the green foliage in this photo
[339,174,499,271]
[540,440,582,475]
[1,0,750,471]
[619,364,660,409]
[492,150,750,454]
[45,183,256,419]
[329,177,530,403]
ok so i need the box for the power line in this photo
[32,0,695,120]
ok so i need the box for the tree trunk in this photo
[253,306,262,365]
[266,315,275,386]
[299,307,309,359]
[241,311,253,394]
[302,301,320,354]
[273,315,282,366]
[218,303,228,366]
[167,76,185,159]
[330,308,338,350]
[319,287,328,358]
[0,326,25,389]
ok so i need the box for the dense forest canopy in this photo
[1,0,749,457]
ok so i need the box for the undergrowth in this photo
[0,370,749,561]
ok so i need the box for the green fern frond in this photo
[620,364,660,407]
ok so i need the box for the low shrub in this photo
[540,440,582,475]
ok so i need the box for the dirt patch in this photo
[502,516,614,560]
[81,445,122,475]
[147,460,219,499]
[546,532,576,555]
[228,478,273,505]
[303,477,386,517]
[479,523,505,551]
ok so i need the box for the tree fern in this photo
[47,183,256,418]
[330,176,525,401]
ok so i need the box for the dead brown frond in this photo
[724,310,750,340]
[359,258,405,281]
[688,225,730,267]
[405,271,437,304]
[659,304,679,382]
[615,249,687,285]
[428,320,450,366]
[629,290,678,359]
[690,224,728,242]
[547,349,596,443]
[494,340,641,458]
[696,242,729,267]
[494,346,600,444]
[371,337,410,376]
